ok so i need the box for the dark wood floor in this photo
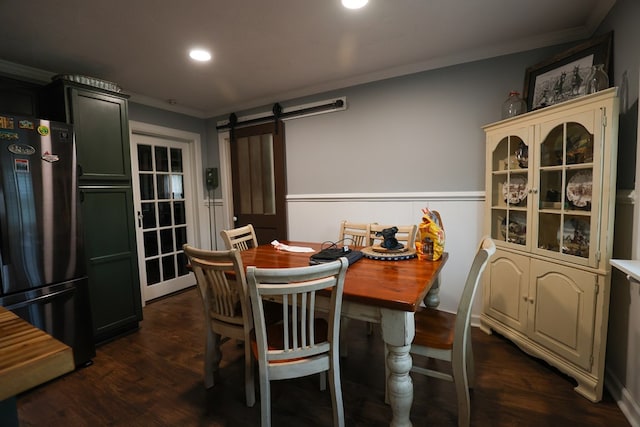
[17,287,629,426]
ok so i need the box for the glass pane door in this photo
[132,133,195,302]
[537,122,594,261]
[236,133,276,215]
[490,134,529,248]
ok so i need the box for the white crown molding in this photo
[127,93,209,119]
[0,59,55,83]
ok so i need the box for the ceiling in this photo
[0,0,616,118]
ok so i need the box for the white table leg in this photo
[381,308,414,427]
[423,275,441,308]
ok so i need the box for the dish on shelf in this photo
[502,175,528,205]
[499,215,526,245]
[515,141,528,168]
[566,170,592,208]
[541,201,562,209]
[560,217,590,257]
[566,132,593,164]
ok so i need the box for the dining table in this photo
[239,241,448,427]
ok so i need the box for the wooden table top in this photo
[0,307,74,401]
[240,241,448,312]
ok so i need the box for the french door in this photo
[131,133,196,302]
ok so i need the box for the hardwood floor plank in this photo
[16,287,630,426]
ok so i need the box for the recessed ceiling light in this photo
[342,0,368,9]
[189,49,212,62]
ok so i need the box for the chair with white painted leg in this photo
[409,237,495,427]
[182,245,256,407]
[247,258,349,427]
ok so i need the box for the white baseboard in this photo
[606,369,640,427]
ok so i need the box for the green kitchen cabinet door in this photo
[40,80,132,182]
[80,186,142,343]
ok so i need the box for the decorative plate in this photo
[502,175,528,204]
[361,246,417,261]
[371,245,408,254]
[566,170,592,207]
[499,214,526,245]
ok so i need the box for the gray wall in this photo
[598,0,640,190]
[215,46,569,194]
[128,102,208,138]
[598,0,640,420]
[282,49,561,194]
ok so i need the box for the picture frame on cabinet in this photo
[523,31,613,112]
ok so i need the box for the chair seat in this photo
[414,308,455,350]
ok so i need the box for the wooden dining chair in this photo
[338,220,371,248]
[409,237,495,427]
[221,224,258,251]
[182,244,256,407]
[247,258,349,427]
[337,220,371,355]
[369,223,418,249]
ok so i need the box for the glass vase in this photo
[585,64,609,94]
[502,91,527,119]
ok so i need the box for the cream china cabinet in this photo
[481,88,619,402]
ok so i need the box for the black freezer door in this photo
[0,115,85,295]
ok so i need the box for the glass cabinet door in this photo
[489,133,530,248]
[535,120,595,264]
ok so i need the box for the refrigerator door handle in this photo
[4,286,76,311]
[0,206,10,269]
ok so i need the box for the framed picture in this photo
[523,32,613,111]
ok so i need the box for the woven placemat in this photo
[361,246,417,261]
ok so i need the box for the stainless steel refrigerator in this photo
[0,114,95,366]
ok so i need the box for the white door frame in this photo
[129,120,206,305]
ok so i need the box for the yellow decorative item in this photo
[416,208,445,261]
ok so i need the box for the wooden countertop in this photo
[0,307,74,401]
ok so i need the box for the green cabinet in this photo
[0,75,40,117]
[40,80,142,344]
[71,90,131,181]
